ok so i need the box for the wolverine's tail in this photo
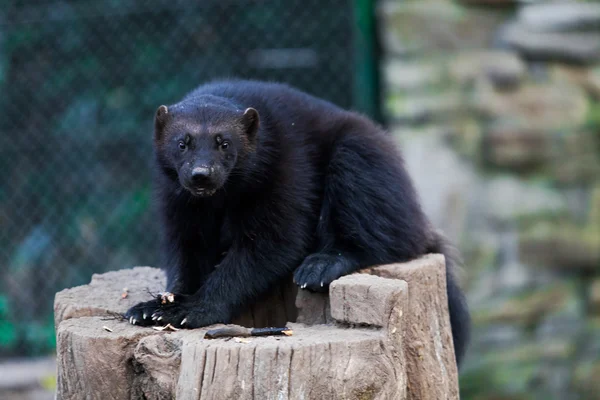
[426,231,471,367]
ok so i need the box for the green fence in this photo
[0,0,379,356]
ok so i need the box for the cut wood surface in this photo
[54,254,459,400]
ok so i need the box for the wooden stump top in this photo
[54,254,459,400]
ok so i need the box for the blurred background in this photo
[1,0,599,399]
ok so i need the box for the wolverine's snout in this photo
[182,163,221,197]
[191,166,212,182]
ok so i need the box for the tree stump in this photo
[54,254,459,400]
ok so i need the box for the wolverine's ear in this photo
[154,105,170,142]
[241,107,259,139]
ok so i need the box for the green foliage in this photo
[585,102,600,131]
[0,295,17,349]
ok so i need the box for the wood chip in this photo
[152,323,180,332]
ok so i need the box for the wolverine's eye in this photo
[178,140,186,150]
[220,141,230,150]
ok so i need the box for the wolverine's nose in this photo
[191,166,211,183]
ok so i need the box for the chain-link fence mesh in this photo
[0,0,374,356]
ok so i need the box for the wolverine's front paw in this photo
[148,296,230,329]
[125,298,162,326]
[294,252,358,293]
[124,291,181,326]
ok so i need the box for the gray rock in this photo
[499,22,600,64]
[484,177,566,221]
[474,324,523,349]
[519,223,600,271]
[472,81,589,131]
[537,315,583,340]
[457,0,518,6]
[449,51,526,89]
[552,65,600,99]
[383,59,445,92]
[393,129,478,243]
[386,91,465,124]
[378,2,504,54]
[484,128,548,170]
[592,278,600,316]
[518,3,600,32]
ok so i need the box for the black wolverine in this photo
[125,80,470,366]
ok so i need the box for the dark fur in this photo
[125,80,470,366]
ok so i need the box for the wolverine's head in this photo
[153,96,259,197]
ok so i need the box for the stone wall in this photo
[378,1,600,399]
